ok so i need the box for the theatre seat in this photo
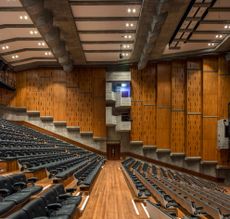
[0,201,15,216]
[52,184,82,205]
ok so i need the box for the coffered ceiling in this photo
[0,0,229,71]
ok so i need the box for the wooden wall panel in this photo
[92,69,106,137]
[156,108,171,148]
[186,114,202,157]
[157,63,171,106]
[202,57,218,161]
[131,67,142,101]
[130,101,143,141]
[171,111,185,153]
[142,105,156,145]
[0,88,15,106]
[171,61,185,153]
[131,65,156,144]
[186,61,202,157]
[11,68,106,138]
[156,63,171,149]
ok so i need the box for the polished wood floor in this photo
[81,161,147,219]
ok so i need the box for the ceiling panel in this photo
[12,59,57,66]
[85,52,130,62]
[164,42,213,54]
[76,21,137,31]
[0,40,48,52]
[3,50,54,63]
[0,11,32,25]
[0,28,41,41]
[79,33,135,41]
[213,0,230,7]
[191,33,226,40]
[165,0,230,56]
[198,23,228,31]
[0,0,22,7]
[71,5,141,17]
[82,43,133,50]
[205,12,230,20]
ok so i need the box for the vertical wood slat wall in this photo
[131,56,230,165]
[10,68,106,138]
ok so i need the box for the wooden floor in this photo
[81,161,147,219]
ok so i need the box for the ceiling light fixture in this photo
[19,15,28,20]
[224,25,230,29]
[38,42,45,46]
[2,45,9,50]
[128,35,132,39]
[216,34,223,38]
[12,55,19,59]
[45,51,52,56]
[30,30,38,35]
[127,8,136,14]
[208,43,215,47]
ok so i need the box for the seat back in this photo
[9,173,27,185]
[8,210,29,219]
[22,198,48,218]
[40,188,58,205]
[0,176,14,195]
[52,184,65,196]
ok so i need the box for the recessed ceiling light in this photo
[130,23,134,27]
[45,51,52,56]
[126,23,129,27]
[12,55,19,59]
[19,15,28,20]
[127,8,136,14]
[2,45,9,50]
[216,34,223,38]
[208,43,215,47]
[38,42,45,46]
[128,35,132,39]
[125,53,129,57]
[30,30,38,35]
[123,45,127,49]
[224,25,230,29]
[127,45,130,48]
[124,35,128,39]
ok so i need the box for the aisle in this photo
[81,161,147,219]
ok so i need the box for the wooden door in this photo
[107,144,120,160]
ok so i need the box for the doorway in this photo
[107,143,120,160]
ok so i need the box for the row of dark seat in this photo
[124,157,230,219]
[122,159,151,198]
[8,184,82,219]
[74,157,105,188]
[0,173,42,216]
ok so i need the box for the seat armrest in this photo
[65,188,76,194]
[13,182,26,190]
[0,188,10,197]
[58,193,72,200]
[47,203,62,210]
[27,177,38,185]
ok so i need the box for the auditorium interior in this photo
[1,0,230,218]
